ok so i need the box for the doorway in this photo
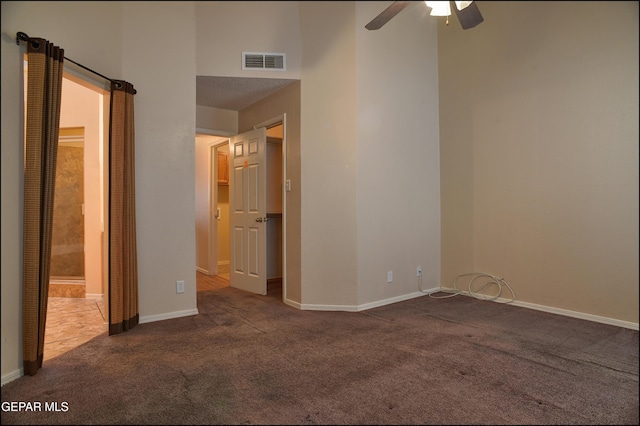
[44,72,110,361]
[195,120,285,300]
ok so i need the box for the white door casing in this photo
[229,127,267,295]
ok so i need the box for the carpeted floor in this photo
[1,286,638,425]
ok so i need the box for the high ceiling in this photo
[196,76,297,111]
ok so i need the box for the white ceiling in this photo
[196,76,297,111]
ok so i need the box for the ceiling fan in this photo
[365,1,484,31]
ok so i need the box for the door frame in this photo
[59,67,111,323]
[253,114,287,302]
[209,138,230,276]
[197,113,287,302]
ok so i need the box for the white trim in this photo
[209,139,230,276]
[139,308,199,324]
[300,287,439,312]
[58,134,84,146]
[280,116,287,303]
[196,266,209,275]
[1,369,23,387]
[209,141,218,276]
[298,285,638,330]
[440,287,639,331]
[511,299,639,330]
[301,303,359,312]
[254,115,288,303]
[357,289,436,311]
[253,115,285,130]
[283,298,302,310]
[85,293,104,301]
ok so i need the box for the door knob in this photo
[256,218,263,222]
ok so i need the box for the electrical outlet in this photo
[416,266,422,277]
[176,280,185,294]
[387,271,393,283]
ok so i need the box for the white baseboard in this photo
[440,286,639,331]
[196,267,209,275]
[139,308,199,324]
[85,293,103,301]
[301,302,359,312]
[283,298,302,310]
[510,299,639,330]
[1,368,23,387]
[299,285,638,330]
[299,285,439,312]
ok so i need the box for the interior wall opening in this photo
[195,120,285,299]
[40,69,110,361]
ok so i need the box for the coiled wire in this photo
[420,272,516,303]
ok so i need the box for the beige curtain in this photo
[109,80,139,335]
[22,38,64,376]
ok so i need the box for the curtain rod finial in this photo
[16,31,29,45]
[16,32,39,48]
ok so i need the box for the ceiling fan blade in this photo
[365,1,412,30]
[452,1,484,30]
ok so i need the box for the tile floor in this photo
[44,297,107,362]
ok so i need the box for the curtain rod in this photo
[16,31,130,91]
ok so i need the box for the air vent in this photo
[242,52,286,71]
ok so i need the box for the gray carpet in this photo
[1,287,638,425]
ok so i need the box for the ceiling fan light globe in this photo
[455,1,473,11]
[425,1,451,16]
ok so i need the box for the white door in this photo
[229,127,267,295]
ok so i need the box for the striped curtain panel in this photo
[109,80,139,335]
[22,38,64,376]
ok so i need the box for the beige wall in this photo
[439,1,639,325]
[294,2,442,309]
[297,2,359,307]
[121,2,197,319]
[195,1,301,79]
[355,2,441,306]
[196,105,237,134]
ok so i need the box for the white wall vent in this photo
[242,52,286,71]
